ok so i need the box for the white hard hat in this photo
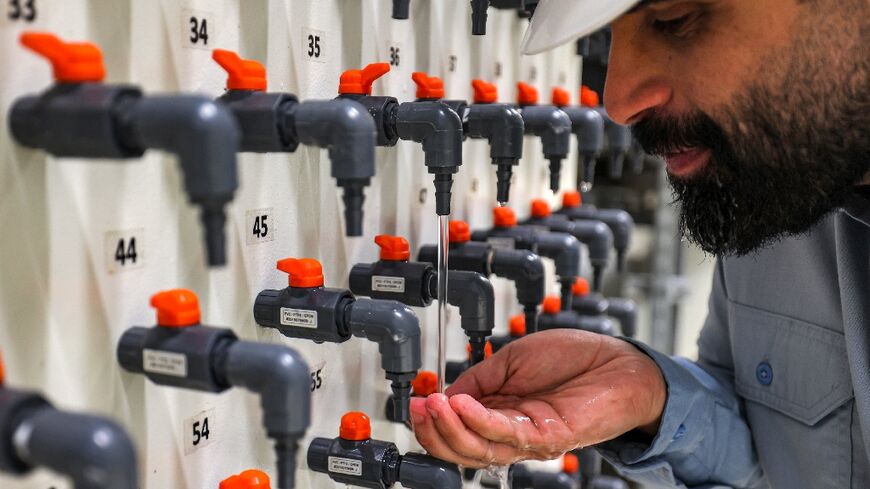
[520,0,641,54]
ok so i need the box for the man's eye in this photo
[651,11,702,37]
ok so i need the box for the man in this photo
[409,1,869,487]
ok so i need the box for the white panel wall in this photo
[0,1,589,487]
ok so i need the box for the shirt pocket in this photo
[729,301,853,488]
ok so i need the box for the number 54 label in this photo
[184,408,216,455]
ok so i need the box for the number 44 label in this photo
[105,229,144,273]
[184,408,216,455]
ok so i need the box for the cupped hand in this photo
[410,329,666,467]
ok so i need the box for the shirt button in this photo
[756,362,773,386]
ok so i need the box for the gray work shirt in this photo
[597,189,870,488]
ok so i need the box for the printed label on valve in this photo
[487,237,516,250]
[372,276,405,293]
[143,349,188,377]
[280,307,318,329]
[328,456,363,476]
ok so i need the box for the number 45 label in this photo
[184,408,216,455]
[246,208,274,245]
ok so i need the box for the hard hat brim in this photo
[520,0,641,55]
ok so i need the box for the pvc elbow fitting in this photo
[489,249,546,311]
[394,101,463,215]
[465,103,524,202]
[0,388,138,489]
[121,95,240,266]
[534,232,582,309]
[520,105,572,191]
[14,408,139,489]
[290,99,377,236]
[222,341,311,489]
[606,297,638,338]
[346,299,422,421]
[426,270,495,364]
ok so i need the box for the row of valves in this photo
[9,31,639,269]
[0,212,636,489]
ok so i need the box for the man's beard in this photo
[632,37,868,256]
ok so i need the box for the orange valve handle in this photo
[410,371,438,397]
[562,189,583,208]
[220,470,272,489]
[340,411,372,441]
[493,206,517,228]
[411,72,445,100]
[338,63,391,95]
[542,295,562,314]
[276,258,325,288]
[517,82,539,106]
[580,86,600,107]
[572,278,591,297]
[509,314,527,337]
[448,220,471,243]
[471,79,498,104]
[552,87,571,107]
[212,49,267,91]
[530,199,552,218]
[150,289,201,328]
[20,31,106,83]
[374,235,411,261]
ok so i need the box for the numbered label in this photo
[447,54,458,73]
[183,9,214,49]
[302,27,326,63]
[494,62,503,78]
[388,43,402,68]
[246,208,274,245]
[310,361,325,393]
[105,229,144,273]
[528,66,538,82]
[558,71,567,85]
[6,0,36,22]
[184,408,216,455]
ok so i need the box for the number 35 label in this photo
[302,27,326,63]
[184,408,216,455]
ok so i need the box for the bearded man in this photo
[409,1,870,487]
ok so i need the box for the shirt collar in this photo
[841,186,870,227]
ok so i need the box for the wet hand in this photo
[409,329,666,467]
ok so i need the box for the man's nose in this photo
[603,25,673,125]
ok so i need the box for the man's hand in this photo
[410,329,667,467]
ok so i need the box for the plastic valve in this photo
[308,412,462,488]
[552,87,571,107]
[493,207,517,227]
[449,220,472,243]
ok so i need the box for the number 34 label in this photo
[184,408,216,455]
[182,8,214,50]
